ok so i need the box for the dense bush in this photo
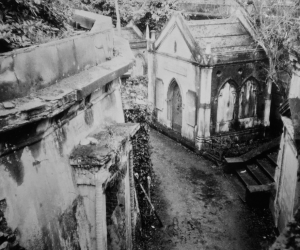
[0,0,177,51]
[125,105,152,183]
[72,0,178,32]
[0,0,74,51]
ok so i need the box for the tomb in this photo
[148,11,270,150]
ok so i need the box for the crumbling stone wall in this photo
[0,199,25,250]
[0,77,125,249]
[106,179,127,250]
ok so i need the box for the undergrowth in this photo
[124,91,162,249]
[0,0,77,51]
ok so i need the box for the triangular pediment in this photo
[157,24,194,60]
[154,13,201,62]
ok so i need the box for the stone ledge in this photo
[70,123,140,166]
[0,47,134,133]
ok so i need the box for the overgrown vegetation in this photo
[122,75,164,248]
[235,0,300,95]
[0,0,76,51]
[72,0,178,32]
[0,0,177,51]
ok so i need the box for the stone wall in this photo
[0,11,136,249]
[0,28,114,102]
[273,118,299,232]
[0,77,125,249]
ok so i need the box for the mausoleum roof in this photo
[186,18,256,54]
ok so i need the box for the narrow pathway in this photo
[145,129,276,250]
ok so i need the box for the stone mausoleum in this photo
[0,10,138,250]
[148,11,271,150]
[117,21,148,77]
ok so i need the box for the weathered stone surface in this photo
[0,74,126,249]
[0,56,13,74]
[56,39,78,78]
[0,57,19,102]
[74,35,101,71]
[0,17,129,103]
[0,36,134,133]
[2,102,15,109]
[14,44,60,93]
[0,11,136,250]
[70,123,140,166]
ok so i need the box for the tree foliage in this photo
[0,0,75,51]
[235,0,300,90]
[76,0,178,32]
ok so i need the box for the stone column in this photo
[196,67,213,150]
[95,168,110,250]
[147,31,156,109]
[148,51,155,107]
[263,79,272,127]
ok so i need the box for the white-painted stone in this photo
[274,124,298,232]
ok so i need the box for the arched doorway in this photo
[167,80,182,133]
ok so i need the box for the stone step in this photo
[256,157,276,181]
[236,168,259,186]
[266,152,278,166]
[246,164,273,185]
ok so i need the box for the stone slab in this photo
[70,123,140,165]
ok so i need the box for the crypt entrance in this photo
[167,80,182,133]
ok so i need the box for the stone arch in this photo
[238,77,258,119]
[217,78,238,94]
[167,78,183,133]
[132,54,146,76]
[216,80,237,132]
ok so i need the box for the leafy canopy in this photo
[0,0,74,51]
[76,0,178,32]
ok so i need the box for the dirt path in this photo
[143,129,276,250]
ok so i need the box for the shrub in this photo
[0,0,74,51]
